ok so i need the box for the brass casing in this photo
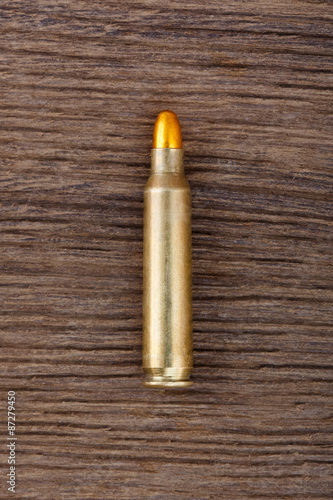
[143,148,192,387]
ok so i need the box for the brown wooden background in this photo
[1,1,333,499]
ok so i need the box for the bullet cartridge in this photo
[143,110,192,387]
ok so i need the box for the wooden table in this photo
[1,1,332,498]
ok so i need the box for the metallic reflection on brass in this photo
[143,143,192,388]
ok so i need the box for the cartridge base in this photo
[143,368,192,388]
[144,380,193,388]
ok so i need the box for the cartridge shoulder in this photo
[145,174,190,192]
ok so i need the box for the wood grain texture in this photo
[1,1,332,498]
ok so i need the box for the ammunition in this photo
[143,110,193,387]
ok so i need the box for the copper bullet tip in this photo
[152,110,182,149]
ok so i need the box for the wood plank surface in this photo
[1,1,333,498]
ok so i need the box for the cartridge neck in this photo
[151,148,184,174]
